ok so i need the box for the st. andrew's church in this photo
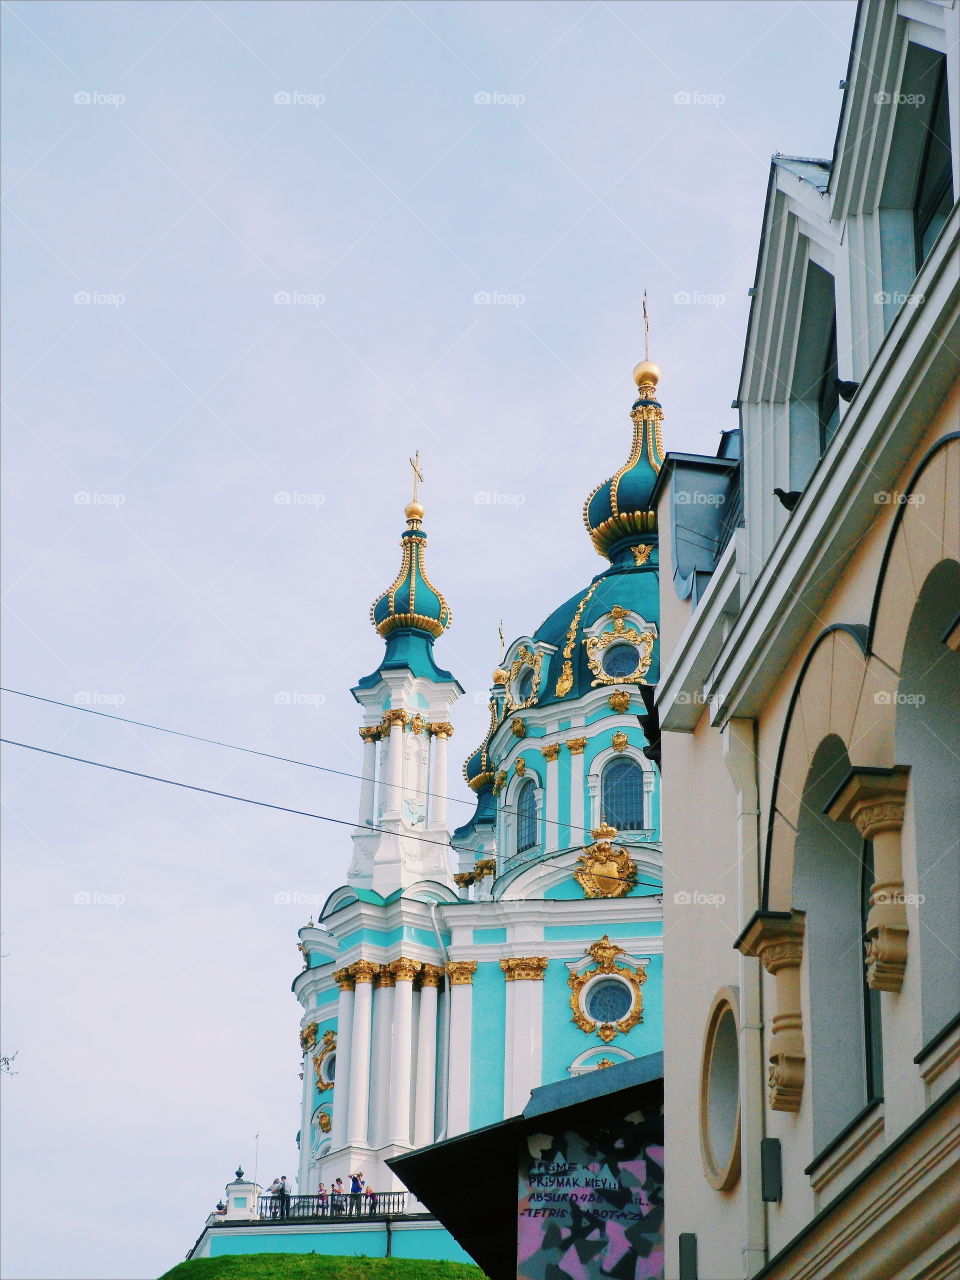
[293,360,667,1196]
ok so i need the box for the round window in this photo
[516,667,535,702]
[602,644,639,678]
[323,1052,336,1083]
[585,978,633,1024]
[699,991,741,1190]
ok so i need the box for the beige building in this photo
[653,2,959,1277]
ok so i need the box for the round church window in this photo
[699,989,741,1190]
[516,666,535,703]
[585,977,633,1024]
[602,644,640,678]
[322,1052,336,1083]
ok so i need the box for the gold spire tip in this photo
[405,451,424,522]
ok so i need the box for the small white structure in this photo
[221,1168,261,1221]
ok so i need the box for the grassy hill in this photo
[159,1253,487,1280]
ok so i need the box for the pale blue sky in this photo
[2,3,855,1276]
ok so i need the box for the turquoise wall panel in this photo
[544,877,585,900]
[336,925,438,951]
[474,927,507,944]
[470,961,506,1128]
[545,922,661,942]
[209,1229,386,1257]
[390,1228,476,1263]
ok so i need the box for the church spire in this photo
[582,354,665,565]
[370,454,452,641]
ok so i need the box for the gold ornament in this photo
[409,713,426,735]
[568,936,646,1042]
[492,769,508,796]
[511,718,527,739]
[382,708,409,730]
[493,668,509,686]
[299,1022,318,1053]
[389,956,421,983]
[420,964,445,988]
[348,959,380,984]
[555,582,600,697]
[318,1111,332,1133]
[585,606,655,686]
[500,956,549,982]
[375,965,396,988]
[427,721,454,739]
[540,742,561,762]
[505,646,543,711]
[574,823,637,899]
[313,1029,337,1091]
[596,1058,615,1070]
[566,737,588,755]
[446,960,478,986]
[631,545,653,566]
[359,725,382,743]
[608,690,631,714]
[611,731,630,752]
[515,757,527,777]
[475,857,496,877]
[454,870,476,888]
[333,967,354,991]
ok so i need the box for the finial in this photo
[498,619,505,663]
[405,451,425,523]
[633,292,660,389]
[643,290,649,362]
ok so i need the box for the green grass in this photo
[158,1253,487,1280]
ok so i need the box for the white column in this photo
[388,958,419,1146]
[330,973,354,1150]
[382,712,406,818]
[358,730,379,826]
[445,961,476,1136]
[414,967,442,1147]
[502,958,547,1115]
[542,745,560,851]
[298,1032,315,1190]
[346,962,376,1146]
[370,971,395,1148]
[567,738,587,845]
[429,726,451,829]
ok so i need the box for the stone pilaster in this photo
[737,912,806,1112]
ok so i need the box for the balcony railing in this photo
[254,1191,408,1222]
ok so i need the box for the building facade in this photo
[653,2,959,1277]
[291,361,671,1218]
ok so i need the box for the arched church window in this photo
[516,779,537,853]
[602,758,645,831]
[516,667,535,703]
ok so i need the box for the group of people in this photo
[316,1172,379,1215]
[261,1171,379,1218]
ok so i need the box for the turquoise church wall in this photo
[206,1225,474,1264]
[470,960,506,1128]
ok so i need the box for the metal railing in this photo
[256,1191,408,1221]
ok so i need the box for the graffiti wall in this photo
[517,1105,664,1280]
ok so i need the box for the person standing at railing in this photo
[332,1176,345,1214]
[317,1182,329,1214]
[266,1177,283,1219]
[364,1185,377,1215]
[278,1175,291,1220]
[349,1171,365,1214]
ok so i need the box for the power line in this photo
[0,738,664,892]
[0,685,651,842]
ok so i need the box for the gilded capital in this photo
[389,956,422,983]
[348,959,380,984]
[446,960,478,986]
[419,963,445,988]
[566,737,588,755]
[475,857,496,877]
[500,956,549,982]
[454,870,476,888]
[375,964,396,988]
[358,725,382,743]
[383,708,409,730]
[541,742,561,762]
[427,721,454,739]
[825,765,909,839]
[333,967,355,991]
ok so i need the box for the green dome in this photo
[370,510,452,640]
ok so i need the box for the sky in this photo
[1,2,856,1277]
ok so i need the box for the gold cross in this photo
[409,451,424,503]
[498,618,505,662]
[642,290,650,362]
